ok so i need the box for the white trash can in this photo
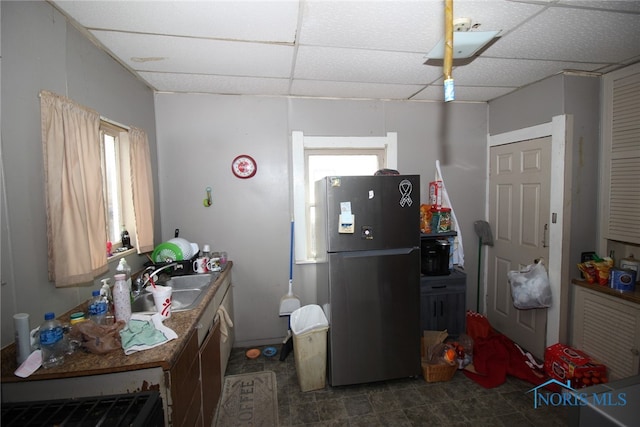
[290,304,329,392]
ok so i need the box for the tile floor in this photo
[225,346,570,426]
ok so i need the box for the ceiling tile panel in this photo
[411,84,516,102]
[291,79,425,100]
[449,57,605,87]
[294,46,442,84]
[55,0,299,42]
[555,0,640,13]
[90,30,294,77]
[139,72,291,96]
[485,7,640,63]
[299,1,438,52]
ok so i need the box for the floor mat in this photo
[215,370,278,427]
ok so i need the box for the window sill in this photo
[107,247,136,263]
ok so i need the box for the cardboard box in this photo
[421,330,448,361]
[421,330,456,383]
[544,343,608,388]
[429,181,443,209]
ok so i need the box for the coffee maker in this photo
[421,239,451,275]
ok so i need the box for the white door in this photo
[486,137,551,359]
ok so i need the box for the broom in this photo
[279,220,300,316]
[279,220,299,361]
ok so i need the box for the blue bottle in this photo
[39,312,65,369]
[88,289,108,325]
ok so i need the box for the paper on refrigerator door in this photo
[339,201,354,233]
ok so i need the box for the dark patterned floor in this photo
[224,346,570,426]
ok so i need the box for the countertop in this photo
[571,277,640,305]
[1,262,232,383]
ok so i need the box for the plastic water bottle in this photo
[113,273,132,324]
[88,290,108,325]
[39,312,65,369]
[100,278,115,324]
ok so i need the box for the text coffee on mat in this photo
[215,371,278,426]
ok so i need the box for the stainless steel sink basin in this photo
[131,273,218,314]
[164,273,218,290]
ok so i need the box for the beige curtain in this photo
[40,90,109,286]
[128,126,155,253]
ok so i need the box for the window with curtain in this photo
[40,91,154,286]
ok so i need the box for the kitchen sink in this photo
[131,273,218,314]
[164,272,218,290]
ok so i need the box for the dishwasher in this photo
[1,391,163,426]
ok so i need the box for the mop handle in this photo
[289,220,294,281]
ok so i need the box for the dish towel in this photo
[120,313,178,355]
[216,305,234,343]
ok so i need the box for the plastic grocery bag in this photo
[507,259,552,309]
[435,160,464,267]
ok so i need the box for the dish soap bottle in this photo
[39,312,65,368]
[113,274,131,324]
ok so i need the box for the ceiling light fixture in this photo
[425,18,500,60]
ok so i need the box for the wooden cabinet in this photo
[200,318,222,427]
[420,269,466,336]
[169,329,202,427]
[572,286,640,380]
[169,271,233,426]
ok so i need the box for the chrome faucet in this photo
[140,263,179,289]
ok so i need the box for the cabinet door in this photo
[443,291,466,336]
[201,318,222,427]
[420,293,440,332]
[170,329,201,427]
[573,287,640,380]
[420,291,466,336]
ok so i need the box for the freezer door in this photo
[325,247,421,386]
[316,175,420,253]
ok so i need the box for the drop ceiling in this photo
[51,0,640,103]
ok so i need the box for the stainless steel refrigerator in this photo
[315,175,421,386]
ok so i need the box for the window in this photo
[306,150,383,258]
[100,121,135,253]
[292,132,398,262]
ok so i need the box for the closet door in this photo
[601,63,640,244]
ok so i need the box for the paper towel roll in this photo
[13,313,31,364]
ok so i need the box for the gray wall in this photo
[155,94,488,346]
[488,73,600,342]
[1,1,158,345]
